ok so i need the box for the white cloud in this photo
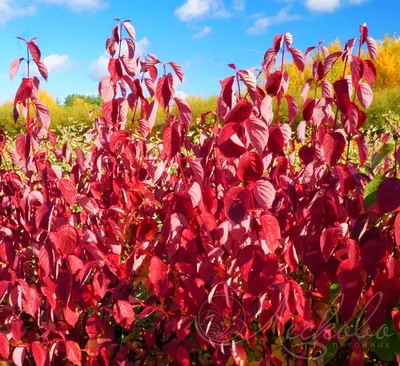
[38,0,107,12]
[246,6,301,35]
[232,0,245,11]
[192,26,212,39]
[43,54,71,72]
[0,0,35,24]
[88,37,150,81]
[88,54,108,81]
[304,0,367,12]
[305,0,340,12]
[174,0,230,21]
[176,90,189,99]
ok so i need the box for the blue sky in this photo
[0,0,398,104]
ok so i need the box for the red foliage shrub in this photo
[1,21,400,365]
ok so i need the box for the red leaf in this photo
[301,78,313,102]
[0,333,9,360]
[99,76,114,102]
[320,227,341,261]
[355,135,368,165]
[376,178,400,214]
[395,214,400,251]
[313,60,324,81]
[224,98,252,124]
[297,121,306,143]
[238,69,257,94]
[59,178,77,206]
[359,23,368,44]
[113,300,135,329]
[362,59,376,85]
[188,181,202,207]
[168,61,184,82]
[36,202,55,232]
[323,131,346,167]
[299,145,315,165]
[220,75,235,109]
[218,122,247,159]
[224,186,249,224]
[260,214,281,252]
[163,125,181,160]
[350,56,364,86]
[284,32,293,48]
[137,216,158,241]
[36,59,48,81]
[237,152,264,182]
[26,287,40,318]
[268,126,284,153]
[120,56,137,76]
[273,34,284,52]
[105,37,117,57]
[285,95,298,123]
[289,47,305,72]
[65,341,81,366]
[321,80,332,98]
[356,82,373,108]
[302,98,316,121]
[14,78,33,104]
[93,271,110,299]
[260,95,273,125]
[366,37,378,60]
[86,315,102,339]
[266,70,285,96]
[16,133,30,161]
[333,79,351,114]
[337,259,363,323]
[263,48,277,75]
[231,342,248,366]
[55,225,79,255]
[176,345,190,366]
[85,339,99,357]
[35,102,51,129]
[251,180,276,209]
[12,346,26,366]
[156,73,175,108]
[28,41,41,63]
[32,342,47,366]
[324,51,342,76]
[244,118,269,151]
[149,257,168,297]
[64,302,79,328]
[237,245,265,282]
[123,21,136,39]
[9,57,23,80]
[174,97,192,129]
[344,102,359,135]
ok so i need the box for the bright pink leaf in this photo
[59,178,77,206]
[65,341,81,366]
[9,57,23,80]
[237,152,264,182]
[113,300,135,329]
[356,82,373,108]
[366,37,378,60]
[149,257,168,297]
[32,342,47,366]
[260,214,281,252]
[55,225,79,255]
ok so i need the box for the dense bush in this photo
[0,21,400,366]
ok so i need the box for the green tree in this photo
[64,94,102,107]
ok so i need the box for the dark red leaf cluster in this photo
[0,21,398,366]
